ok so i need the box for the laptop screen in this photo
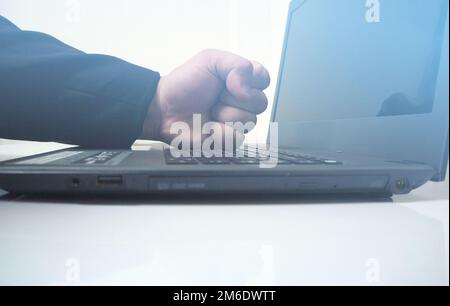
[274,0,448,122]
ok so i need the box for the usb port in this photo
[97,176,123,186]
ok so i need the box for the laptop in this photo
[0,0,448,196]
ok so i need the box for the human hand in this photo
[142,49,270,148]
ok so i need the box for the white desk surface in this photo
[0,142,448,286]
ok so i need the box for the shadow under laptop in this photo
[0,190,394,206]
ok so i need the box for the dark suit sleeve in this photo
[0,16,160,148]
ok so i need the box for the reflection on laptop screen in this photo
[275,0,448,122]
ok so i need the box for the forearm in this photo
[0,16,160,148]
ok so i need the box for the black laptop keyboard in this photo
[164,147,342,166]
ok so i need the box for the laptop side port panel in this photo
[97,176,123,187]
[148,175,391,195]
[67,175,126,192]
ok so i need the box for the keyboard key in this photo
[165,157,199,165]
[164,150,198,165]
[197,157,231,165]
[294,160,323,165]
[322,160,343,165]
[229,157,260,165]
[272,159,293,165]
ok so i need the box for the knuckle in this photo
[239,59,253,73]
[256,94,269,113]
[252,61,263,72]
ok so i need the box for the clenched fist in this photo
[142,49,271,147]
